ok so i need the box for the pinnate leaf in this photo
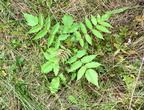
[62,27,70,33]
[28,25,42,33]
[53,63,60,76]
[69,61,82,72]
[76,49,87,58]
[102,7,128,22]
[45,15,51,30]
[97,14,101,23]
[69,23,80,33]
[55,39,60,49]
[47,34,55,47]
[59,35,69,41]
[109,7,129,14]
[23,13,38,26]
[71,73,76,80]
[81,55,96,63]
[85,18,93,30]
[79,39,84,47]
[85,34,92,45]
[55,35,68,48]
[50,77,60,93]
[68,95,77,104]
[75,31,82,40]
[77,66,86,80]
[96,25,111,33]
[91,15,97,26]
[51,23,60,34]
[101,12,111,21]
[39,13,43,26]
[59,73,66,85]
[85,62,101,68]
[92,29,104,39]
[41,61,53,73]
[62,14,73,28]
[33,29,47,40]
[43,52,54,60]
[85,69,99,88]
[67,56,77,64]
[99,22,113,28]
[80,22,87,34]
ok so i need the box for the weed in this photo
[23,7,129,94]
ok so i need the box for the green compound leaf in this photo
[85,69,99,88]
[75,31,83,47]
[45,15,51,30]
[92,29,104,39]
[55,35,69,48]
[85,34,92,45]
[81,55,97,63]
[85,62,101,68]
[91,15,97,26]
[59,73,66,85]
[101,12,111,21]
[85,18,93,30]
[28,25,42,33]
[39,13,43,26]
[67,56,77,64]
[80,22,87,34]
[47,48,57,54]
[109,7,129,14]
[55,39,60,49]
[101,7,128,22]
[43,52,54,60]
[68,95,77,104]
[79,39,84,47]
[59,35,69,41]
[76,49,87,58]
[77,66,86,81]
[51,23,60,35]
[23,13,38,26]
[99,22,113,28]
[69,61,82,72]
[33,29,47,40]
[97,14,101,23]
[41,61,53,73]
[62,14,73,28]
[50,77,60,93]
[69,23,80,33]
[96,25,111,33]
[47,34,55,47]
[71,73,77,80]
[75,31,82,40]
[53,63,60,76]
[62,26,69,33]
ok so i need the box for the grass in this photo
[0,0,144,109]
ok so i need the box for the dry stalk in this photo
[128,57,144,110]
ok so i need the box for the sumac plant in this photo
[23,7,128,93]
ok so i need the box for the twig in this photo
[128,57,144,110]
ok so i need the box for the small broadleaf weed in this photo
[24,7,129,93]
